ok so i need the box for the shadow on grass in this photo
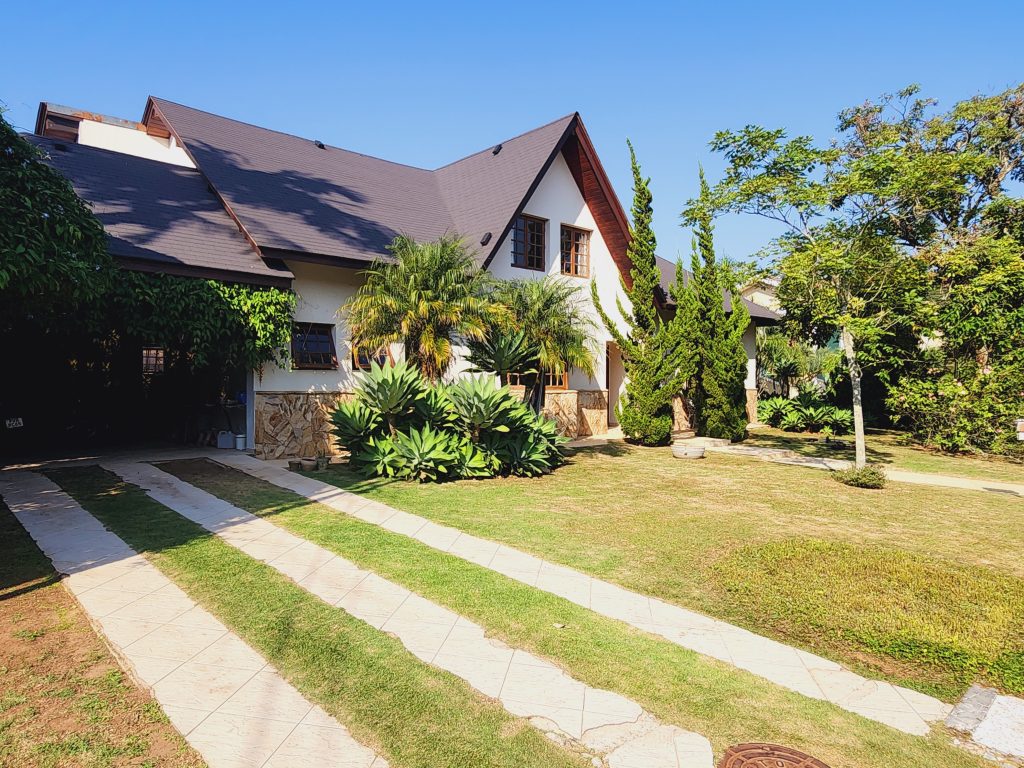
[0,502,62,601]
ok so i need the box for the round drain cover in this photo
[720,743,831,768]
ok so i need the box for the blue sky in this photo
[4,0,1021,264]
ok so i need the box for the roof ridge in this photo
[433,112,578,171]
[149,96,437,174]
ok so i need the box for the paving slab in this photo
[0,470,386,768]
[108,460,714,768]
[214,452,952,737]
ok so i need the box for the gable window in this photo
[512,215,546,271]
[352,343,391,371]
[292,322,338,370]
[141,347,165,375]
[506,370,569,390]
[560,225,590,277]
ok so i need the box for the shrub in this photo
[832,465,887,489]
[757,396,790,426]
[758,394,853,436]
[617,399,674,446]
[332,364,566,481]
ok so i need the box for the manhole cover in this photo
[720,743,831,768]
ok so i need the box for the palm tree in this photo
[344,235,507,382]
[496,278,597,413]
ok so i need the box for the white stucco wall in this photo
[743,324,757,390]
[77,120,195,167]
[486,153,632,391]
[255,261,364,393]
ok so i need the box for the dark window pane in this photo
[292,323,338,369]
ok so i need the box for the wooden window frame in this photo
[511,215,547,271]
[560,224,591,277]
[506,370,569,391]
[141,346,165,375]
[351,343,393,371]
[291,322,338,370]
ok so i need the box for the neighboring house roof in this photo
[656,256,779,324]
[26,135,292,287]
[145,97,586,270]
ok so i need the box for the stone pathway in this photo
[702,443,1024,497]
[107,460,714,768]
[0,471,386,768]
[947,685,1024,764]
[213,452,952,736]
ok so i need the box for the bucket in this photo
[234,434,246,450]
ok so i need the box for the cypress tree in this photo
[674,172,749,440]
[591,142,691,445]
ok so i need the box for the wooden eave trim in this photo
[142,97,268,264]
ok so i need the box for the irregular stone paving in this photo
[214,452,953,736]
[0,471,386,768]
[947,685,1024,762]
[107,460,714,768]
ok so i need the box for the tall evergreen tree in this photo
[591,142,690,445]
[675,172,750,440]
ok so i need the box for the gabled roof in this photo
[146,98,586,269]
[26,135,292,287]
[656,256,780,324]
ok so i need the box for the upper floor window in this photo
[512,215,546,271]
[141,347,165,375]
[352,343,391,371]
[292,322,337,370]
[560,225,590,277]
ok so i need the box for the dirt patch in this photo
[0,501,205,768]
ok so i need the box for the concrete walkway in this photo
[702,444,1024,497]
[0,471,386,768]
[213,452,952,736]
[107,460,714,768]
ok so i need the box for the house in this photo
[30,98,777,458]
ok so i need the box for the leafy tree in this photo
[497,277,596,413]
[591,142,691,445]
[344,235,507,382]
[697,83,1024,460]
[674,176,750,440]
[0,111,112,331]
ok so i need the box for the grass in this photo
[291,445,1024,701]
[161,457,992,768]
[744,427,1024,483]
[0,500,204,768]
[47,466,587,768]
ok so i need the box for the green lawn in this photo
[161,457,990,768]
[744,427,1024,483]
[295,445,1024,702]
[48,467,586,768]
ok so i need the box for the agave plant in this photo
[757,396,791,426]
[393,424,457,482]
[329,400,382,451]
[447,376,522,441]
[415,386,456,429]
[779,410,805,432]
[355,360,425,434]
[492,432,555,477]
[355,436,405,478]
[466,329,538,386]
[449,435,496,478]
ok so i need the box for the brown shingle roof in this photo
[148,98,575,266]
[26,135,291,286]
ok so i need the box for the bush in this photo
[331,364,566,482]
[617,399,673,446]
[887,369,1024,460]
[832,465,887,489]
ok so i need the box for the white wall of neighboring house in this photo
[255,261,363,393]
[486,152,632,393]
[743,324,757,391]
[77,119,195,167]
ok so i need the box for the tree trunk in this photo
[528,371,547,415]
[841,325,867,469]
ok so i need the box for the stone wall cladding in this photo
[254,392,353,459]
[255,388,614,459]
[672,395,692,433]
[745,388,758,423]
